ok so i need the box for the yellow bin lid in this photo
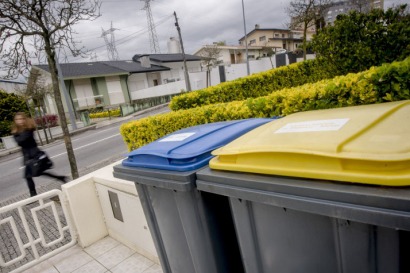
[210,100,410,186]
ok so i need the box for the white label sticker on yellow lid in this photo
[275,118,349,133]
[159,132,196,142]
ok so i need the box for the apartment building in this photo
[238,24,306,53]
[325,0,384,25]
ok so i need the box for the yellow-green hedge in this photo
[169,59,336,111]
[89,109,121,119]
[121,57,410,151]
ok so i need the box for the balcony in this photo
[72,95,105,111]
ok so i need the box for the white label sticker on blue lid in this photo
[275,118,349,133]
[159,132,196,142]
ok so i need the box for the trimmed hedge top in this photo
[169,59,337,111]
[121,57,410,151]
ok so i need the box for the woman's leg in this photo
[25,166,37,196]
[26,177,37,197]
[41,172,67,183]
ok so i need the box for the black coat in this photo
[13,129,40,165]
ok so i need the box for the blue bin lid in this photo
[122,118,273,171]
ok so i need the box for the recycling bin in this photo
[196,101,410,273]
[113,118,272,273]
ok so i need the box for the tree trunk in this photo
[206,68,210,87]
[42,104,54,142]
[44,40,79,179]
[303,21,308,61]
[38,105,49,144]
[27,101,43,146]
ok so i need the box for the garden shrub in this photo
[169,59,336,111]
[121,57,409,151]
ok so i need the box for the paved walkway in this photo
[0,104,169,273]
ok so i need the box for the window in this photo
[274,33,280,37]
[259,36,266,41]
[282,33,286,38]
[249,39,256,45]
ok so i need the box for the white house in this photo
[32,54,203,115]
[0,79,27,94]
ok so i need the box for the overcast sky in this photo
[62,0,406,63]
[67,0,290,63]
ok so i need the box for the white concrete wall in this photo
[189,71,207,90]
[0,81,26,94]
[61,160,159,263]
[130,80,186,100]
[128,73,148,92]
[297,54,316,62]
[225,63,248,81]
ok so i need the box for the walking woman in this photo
[12,112,66,197]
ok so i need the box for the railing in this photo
[0,190,76,273]
[72,95,104,110]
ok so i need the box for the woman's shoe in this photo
[59,176,68,183]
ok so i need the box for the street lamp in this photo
[241,0,250,76]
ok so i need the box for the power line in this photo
[65,14,172,63]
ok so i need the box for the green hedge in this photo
[89,109,121,119]
[169,59,336,111]
[121,57,410,151]
[0,90,28,137]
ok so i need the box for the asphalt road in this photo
[0,105,170,201]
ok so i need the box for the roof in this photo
[0,79,26,84]
[239,28,291,41]
[34,60,170,79]
[132,53,203,63]
[193,45,264,55]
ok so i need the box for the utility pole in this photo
[241,0,250,75]
[174,11,191,92]
[55,57,77,130]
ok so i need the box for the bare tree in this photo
[350,0,372,13]
[0,0,101,179]
[198,45,221,87]
[16,68,54,144]
[287,0,331,60]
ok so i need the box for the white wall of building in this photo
[106,76,125,105]
[0,81,26,94]
[128,73,148,92]
[130,80,187,100]
[189,71,207,90]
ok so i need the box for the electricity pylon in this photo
[141,0,161,53]
[101,22,119,60]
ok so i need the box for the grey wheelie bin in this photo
[113,118,272,273]
[196,101,410,273]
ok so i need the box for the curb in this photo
[0,124,97,159]
[0,104,170,159]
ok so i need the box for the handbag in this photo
[27,150,54,177]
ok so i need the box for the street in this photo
[0,105,170,201]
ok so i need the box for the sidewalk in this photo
[0,104,170,273]
[0,104,170,159]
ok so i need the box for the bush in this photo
[0,90,28,137]
[120,57,409,151]
[169,59,336,111]
[89,108,121,119]
[310,5,410,75]
[35,114,59,128]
